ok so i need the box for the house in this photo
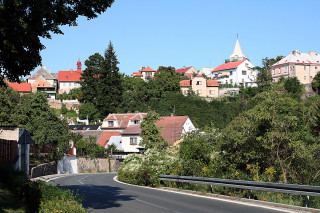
[27,66,58,99]
[212,38,257,87]
[97,131,121,148]
[101,112,147,131]
[58,60,83,94]
[107,115,196,154]
[180,75,219,98]
[131,67,156,81]
[7,81,31,95]
[270,50,320,84]
[176,66,198,79]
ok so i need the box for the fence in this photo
[159,175,320,208]
[0,139,18,165]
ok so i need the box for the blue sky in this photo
[33,0,320,76]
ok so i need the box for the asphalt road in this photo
[50,173,294,213]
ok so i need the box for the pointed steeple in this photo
[229,35,246,62]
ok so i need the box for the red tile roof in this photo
[212,60,246,72]
[141,67,156,72]
[102,113,147,129]
[156,116,188,144]
[185,73,194,79]
[7,82,31,92]
[180,80,191,87]
[97,131,121,148]
[131,72,143,77]
[176,66,192,74]
[121,125,141,135]
[58,70,83,82]
[206,80,219,87]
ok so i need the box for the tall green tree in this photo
[81,42,123,119]
[0,83,20,125]
[312,72,320,94]
[0,0,114,82]
[140,111,168,151]
[98,41,124,117]
[80,53,104,103]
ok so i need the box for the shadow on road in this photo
[59,184,135,210]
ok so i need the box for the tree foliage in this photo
[0,0,114,82]
[140,111,168,151]
[80,42,123,119]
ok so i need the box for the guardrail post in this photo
[209,185,213,193]
[305,196,310,208]
[180,181,183,189]
[249,190,253,199]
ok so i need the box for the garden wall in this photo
[77,158,122,173]
[30,161,57,178]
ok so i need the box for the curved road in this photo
[50,173,294,213]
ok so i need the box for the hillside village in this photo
[3,38,320,160]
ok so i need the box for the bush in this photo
[118,149,178,187]
[0,165,87,212]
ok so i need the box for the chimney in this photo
[171,113,174,117]
[292,50,296,55]
[142,67,145,70]
[43,65,46,70]
[70,69,73,74]
[309,51,315,56]
[49,68,51,73]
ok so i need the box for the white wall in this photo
[57,155,78,174]
[121,134,142,152]
[183,118,196,133]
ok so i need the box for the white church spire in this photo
[229,35,246,61]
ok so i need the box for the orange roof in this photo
[156,116,189,144]
[176,66,192,74]
[207,80,219,87]
[58,70,83,82]
[180,80,191,87]
[8,82,31,92]
[141,67,156,72]
[212,60,246,72]
[97,131,121,148]
[131,72,143,77]
[102,113,147,129]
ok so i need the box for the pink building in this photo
[271,51,320,84]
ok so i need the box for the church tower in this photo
[77,59,82,72]
[226,35,246,63]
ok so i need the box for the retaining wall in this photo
[77,157,122,173]
[30,161,57,178]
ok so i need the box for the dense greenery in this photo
[75,136,106,158]
[0,84,71,161]
[118,76,320,208]
[140,111,168,151]
[0,0,114,82]
[0,165,87,212]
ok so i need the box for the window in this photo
[209,90,214,95]
[245,63,249,68]
[278,69,281,74]
[304,66,306,70]
[242,71,246,75]
[197,90,201,94]
[134,120,140,124]
[146,72,152,76]
[285,66,288,73]
[230,71,233,76]
[304,76,306,80]
[272,69,275,75]
[230,79,233,84]
[184,83,187,85]
[108,121,114,127]
[242,78,244,83]
[130,137,137,145]
[196,81,202,85]
[184,90,187,95]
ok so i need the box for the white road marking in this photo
[113,176,303,213]
[78,175,89,184]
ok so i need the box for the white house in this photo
[212,38,257,87]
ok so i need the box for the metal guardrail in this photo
[159,175,320,207]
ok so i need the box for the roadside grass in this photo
[0,182,26,213]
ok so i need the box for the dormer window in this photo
[108,121,114,127]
